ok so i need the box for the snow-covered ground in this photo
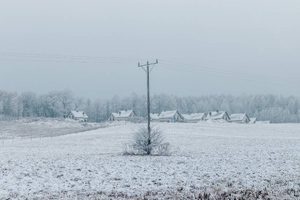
[1,121,300,199]
[0,118,110,140]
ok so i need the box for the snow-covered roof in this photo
[181,114,190,119]
[249,118,257,123]
[149,113,160,120]
[112,110,135,118]
[70,111,88,119]
[205,111,228,120]
[159,110,180,119]
[183,113,206,120]
[230,113,248,121]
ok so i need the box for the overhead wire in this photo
[159,62,300,88]
[0,52,298,89]
[0,58,133,64]
[160,59,294,84]
[0,52,141,63]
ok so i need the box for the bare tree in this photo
[40,91,62,118]
[74,97,85,111]
[1,91,19,118]
[57,89,74,116]
[21,92,37,117]
[124,126,170,155]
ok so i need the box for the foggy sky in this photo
[0,0,300,99]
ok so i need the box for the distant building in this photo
[145,113,160,122]
[205,110,230,121]
[249,118,258,124]
[108,110,137,121]
[158,110,184,123]
[230,113,250,124]
[67,111,88,122]
[182,113,207,123]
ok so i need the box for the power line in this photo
[1,51,298,89]
[160,64,299,88]
[0,52,147,65]
[0,58,132,64]
[159,61,300,88]
[0,52,141,61]
[160,59,294,84]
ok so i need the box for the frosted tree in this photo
[21,92,38,117]
[57,89,74,115]
[111,95,121,113]
[40,91,62,118]
[73,97,85,111]
[1,91,19,117]
[93,98,107,122]
[84,98,93,119]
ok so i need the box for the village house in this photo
[67,111,88,122]
[205,110,230,121]
[145,113,160,122]
[249,118,258,124]
[108,110,137,121]
[230,113,250,124]
[158,110,184,123]
[182,113,207,123]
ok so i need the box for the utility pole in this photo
[138,59,158,155]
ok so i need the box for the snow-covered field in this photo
[0,118,109,140]
[1,121,300,199]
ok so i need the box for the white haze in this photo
[0,0,300,98]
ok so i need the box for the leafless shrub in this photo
[123,126,170,156]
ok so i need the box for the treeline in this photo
[0,89,300,123]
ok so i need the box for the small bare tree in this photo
[124,126,170,156]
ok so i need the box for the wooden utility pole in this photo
[138,59,158,155]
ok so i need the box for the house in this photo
[108,110,137,121]
[145,113,160,122]
[205,110,230,121]
[229,113,250,124]
[182,113,207,123]
[158,110,184,123]
[67,111,88,122]
[249,118,258,124]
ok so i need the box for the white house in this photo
[108,110,137,121]
[158,110,184,123]
[67,111,88,122]
[182,113,207,123]
[249,118,258,124]
[145,113,160,122]
[205,110,230,121]
[230,113,250,124]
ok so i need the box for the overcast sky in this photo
[0,0,299,99]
